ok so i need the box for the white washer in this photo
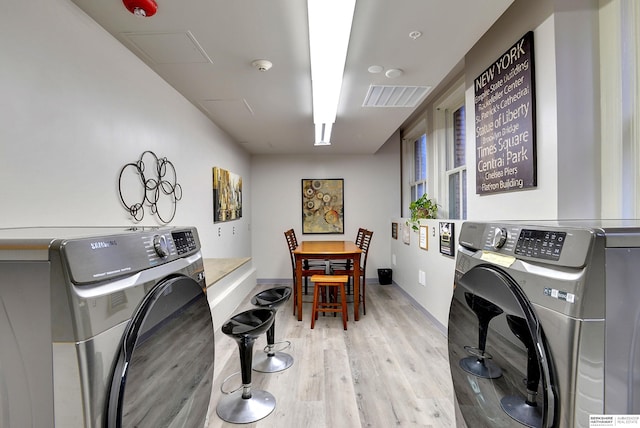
[0,226,214,427]
[448,221,640,427]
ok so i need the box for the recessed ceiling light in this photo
[368,65,383,74]
[385,68,403,79]
[409,31,422,40]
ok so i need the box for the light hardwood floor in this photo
[204,282,462,427]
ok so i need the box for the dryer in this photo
[448,221,640,428]
[0,226,214,427]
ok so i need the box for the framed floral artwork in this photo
[301,179,344,234]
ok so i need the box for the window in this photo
[445,105,467,219]
[401,119,430,218]
[434,79,466,219]
[410,134,428,202]
[401,80,465,220]
[600,0,640,218]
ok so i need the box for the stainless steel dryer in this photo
[0,226,214,427]
[448,221,640,428]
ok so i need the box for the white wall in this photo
[464,0,559,221]
[389,219,464,331]
[251,134,401,281]
[0,0,252,258]
[465,0,601,221]
[392,0,604,328]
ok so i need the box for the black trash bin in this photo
[377,268,392,285]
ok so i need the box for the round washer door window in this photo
[448,264,557,428]
[107,275,214,428]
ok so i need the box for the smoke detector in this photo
[251,59,273,72]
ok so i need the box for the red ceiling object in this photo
[123,0,158,17]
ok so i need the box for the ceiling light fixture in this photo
[307,0,356,146]
[123,0,158,17]
[385,68,404,79]
[314,123,332,146]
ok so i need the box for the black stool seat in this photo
[251,286,291,308]
[500,315,543,427]
[459,292,503,379]
[251,287,294,373]
[217,308,276,424]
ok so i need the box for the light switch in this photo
[418,270,426,286]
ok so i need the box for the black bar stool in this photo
[500,315,543,427]
[459,292,503,379]
[216,308,276,424]
[251,286,294,373]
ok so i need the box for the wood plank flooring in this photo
[205,282,463,427]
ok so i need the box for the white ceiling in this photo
[71,0,513,155]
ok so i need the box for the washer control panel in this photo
[515,229,566,261]
[171,230,197,255]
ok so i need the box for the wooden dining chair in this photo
[329,227,367,287]
[284,229,325,315]
[331,229,373,315]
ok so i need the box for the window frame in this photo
[402,119,430,218]
[434,78,466,219]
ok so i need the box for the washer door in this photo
[106,275,214,428]
[448,264,556,428]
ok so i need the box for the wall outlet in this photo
[418,270,426,286]
[392,254,397,266]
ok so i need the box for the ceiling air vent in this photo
[362,85,431,108]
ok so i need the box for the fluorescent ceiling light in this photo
[307,0,356,145]
[314,123,332,146]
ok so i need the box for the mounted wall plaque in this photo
[474,31,537,195]
[439,222,455,257]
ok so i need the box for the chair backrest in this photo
[284,229,297,253]
[284,229,297,271]
[359,230,373,270]
[355,227,366,247]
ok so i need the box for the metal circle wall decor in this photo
[118,151,182,224]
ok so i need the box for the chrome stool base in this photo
[253,350,294,373]
[216,389,276,424]
[459,356,503,379]
[500,395,542,428]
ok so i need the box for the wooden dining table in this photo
[293,240,362,321]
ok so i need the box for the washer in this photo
[0,226,214,427]
[448,221,640,428]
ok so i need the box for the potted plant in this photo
[407,194,438,231]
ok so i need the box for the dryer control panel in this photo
[171,230,197,255]
[515,229,567,261]
[460,222,595,268]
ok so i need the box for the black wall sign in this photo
[474,31,536,194]
[439,222,455,257]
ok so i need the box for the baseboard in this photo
[389,281,447,337]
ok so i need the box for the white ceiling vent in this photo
[362,85,431,108]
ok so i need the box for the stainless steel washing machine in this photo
[448,221,640,428]
[0,226,214,427]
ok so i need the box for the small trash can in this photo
[377,268,392,285]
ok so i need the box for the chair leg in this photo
[311,283,320,329]
[292,278,297,316]
[362,276,366,315]
[340,283,347,330]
